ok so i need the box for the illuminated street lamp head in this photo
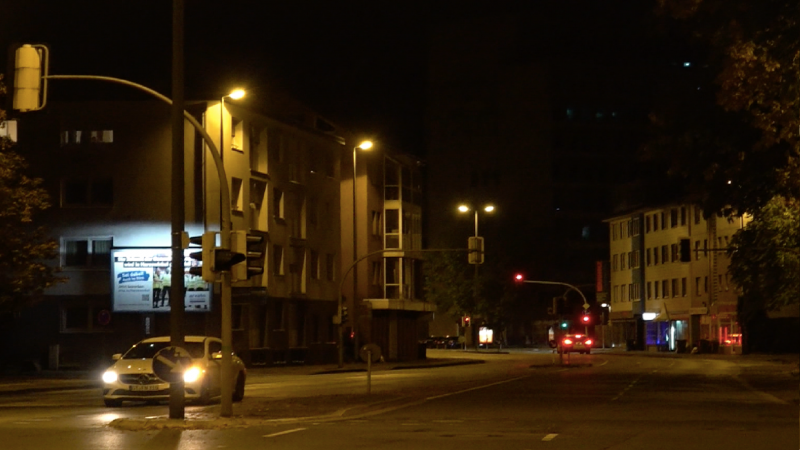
[357,140,373,150]
[484,205,495,213]
[458,205,470,213]
[228,89,245,100]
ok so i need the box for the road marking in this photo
[542,433,558,441]
[263,428,306,438]
[426,375,530,401]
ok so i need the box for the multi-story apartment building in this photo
[606,205,749,353]
[3,95,430,370]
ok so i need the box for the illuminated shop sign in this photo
[111,248,212,313]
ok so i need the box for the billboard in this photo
[111,248,212,313]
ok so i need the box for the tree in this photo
[0,76,64,311]
[728,196,800,313]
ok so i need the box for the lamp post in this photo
[218,88,244,418]
[458,204,494,349]
[339,140,372,368]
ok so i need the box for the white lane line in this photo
[426,375,530,401]
[263,428,307,438]
[542,433,558,441]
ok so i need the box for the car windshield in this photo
[122,341,205,359]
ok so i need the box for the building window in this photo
[661,212,666,229]
[250,180,267,230]
[631,217,640,236]
[671,279,678,297]
[231,117,243,151]
[371,261,382,286]
[63,237,112,268]
[231,177,243,211]
[694,206,702,224]
[647,281,652,299]
[60,300,111,333]
[653,213,659,231]
[653,247,659,265]
[1,119,18,142]
[620,252,626,270]
[62,178,113,206]
[681,277,687,296]
[645,215,651,233]
[704,276,708,293]
[670,243,678,262]
[631,250,640,268]
[654,281,660,298]
[325,253,335,281]
[249,125,267,173]
[661,245,668,264]
[273,188,284,220]
[695,277,701,296]
[90,130,114,143]
[662,280,669,298]
[372,211,383,236]
[694,240,701,260]
[273,245,284,276]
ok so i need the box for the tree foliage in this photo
[0,76,64,310]
[729,196,800,313]
[651,1,800,310]
[423,251,518,331]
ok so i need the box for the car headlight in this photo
[183,366,203,383]
[102,371,118,383]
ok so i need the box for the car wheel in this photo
[232,372,245,402]
[104,399,122,407]
[197,379,212,405]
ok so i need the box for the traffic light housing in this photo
[467,236,484,264]
[341,306,349,324]
[462,316,471,327]
[230,230,267,281]
[189,231,217,282]
[560,320,569,330]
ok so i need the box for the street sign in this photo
[152,346,193,383]
[360,343,381,363]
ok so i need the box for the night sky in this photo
[1,0,661,153]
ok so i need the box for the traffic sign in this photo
[152,346,193,383]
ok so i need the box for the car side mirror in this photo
[111,353,122,361]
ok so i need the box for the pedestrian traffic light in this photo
[189,231,217,283]
[230,230,267,281]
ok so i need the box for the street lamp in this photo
[458,203,494,349]
[218,87,243,418]
[339,139,373,367]
[458,204,495,237]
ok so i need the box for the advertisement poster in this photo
[111,248,212,313]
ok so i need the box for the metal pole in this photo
[218,98,233,418]
[168,0,186,420]
[352,146,358,362]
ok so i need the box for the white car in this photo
[102,335,246,407]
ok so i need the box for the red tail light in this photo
[563,338,573,345]
[585,339,593,346]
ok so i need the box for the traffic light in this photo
[462,316,471,327]
[514,273,524,283]
[560,320,569,330]
[13,44,47,112]
[230,230,267,281]
[341,306,349,323]
[467,236,484,264]
[189,232,217,282]
[581,314,591,325]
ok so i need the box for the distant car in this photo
[560,334,593,354]
[102,336,246,407]
[423,336,460,349]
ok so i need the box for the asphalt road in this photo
[0,350,796,449]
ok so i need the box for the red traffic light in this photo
[514,274,524,282]
[581,315,591,323]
